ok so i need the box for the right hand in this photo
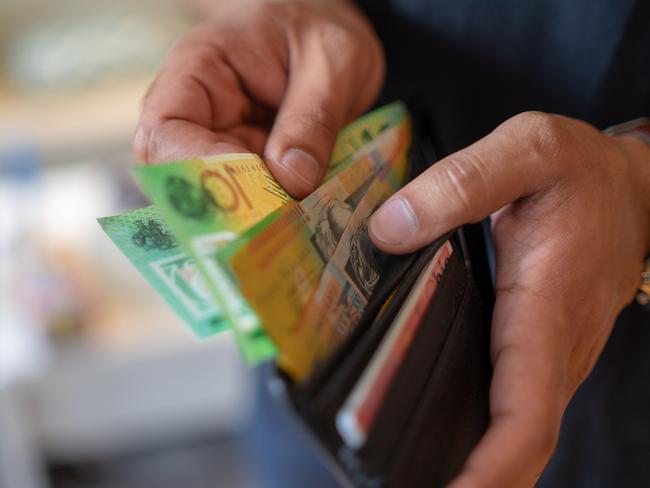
[134,0,384,198]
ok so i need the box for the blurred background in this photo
[0,1,322,487]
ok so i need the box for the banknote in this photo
[222,117,411,378]
[325,101,408,180]
[336,241,453,449]
[98,102,410,362]
[133,153,291,362]
[288,171,407,380]
[273,119,410,381]
[98,206,223,337]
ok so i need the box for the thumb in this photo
[264,32,375,198]
[264,81,348,199]
[368,112,568,253]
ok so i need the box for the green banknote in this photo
[133,153,289,362]
[98,206,224,336]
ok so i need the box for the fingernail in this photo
[278,148,321,190]
[370,196,418,245]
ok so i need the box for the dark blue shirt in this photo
[360,0,650,154]
[248,4,650,487]
[357,1,650,486]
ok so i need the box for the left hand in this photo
[368,112,650,487]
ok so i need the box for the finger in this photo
[134,119,269,164]
[449,289,568,488]
[368,112,570,253]
[134,52,253,163]
[134,20,286,164]
[264,30,381,198]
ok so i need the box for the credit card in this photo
[336,241,453,449]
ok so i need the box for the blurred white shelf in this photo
[31,333,255,461]
[1,332,256,488]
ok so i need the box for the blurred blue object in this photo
[241,364,338,488]
[0,138,40,181]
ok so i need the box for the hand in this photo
[134,0,384,198]
[368,112,650,487]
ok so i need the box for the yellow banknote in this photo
[290,160,409,380]
[224,116,411,378]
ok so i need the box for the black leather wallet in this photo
[268,108,494,487]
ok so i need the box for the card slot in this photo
[293,128,444,402]
[296,249,420,401]
[385,275,491,487]
[352,246,469,476]
[296,233,455,409]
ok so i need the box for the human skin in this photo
[369,114,650,487]
[134,0,384,199]
[134,1,650,486]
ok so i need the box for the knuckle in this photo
[326,19,380,71]
[514,111,575,164]
[183,45,218,74]
[166,32,218,76]
[435,149,490,221]
[322,20,357,49]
